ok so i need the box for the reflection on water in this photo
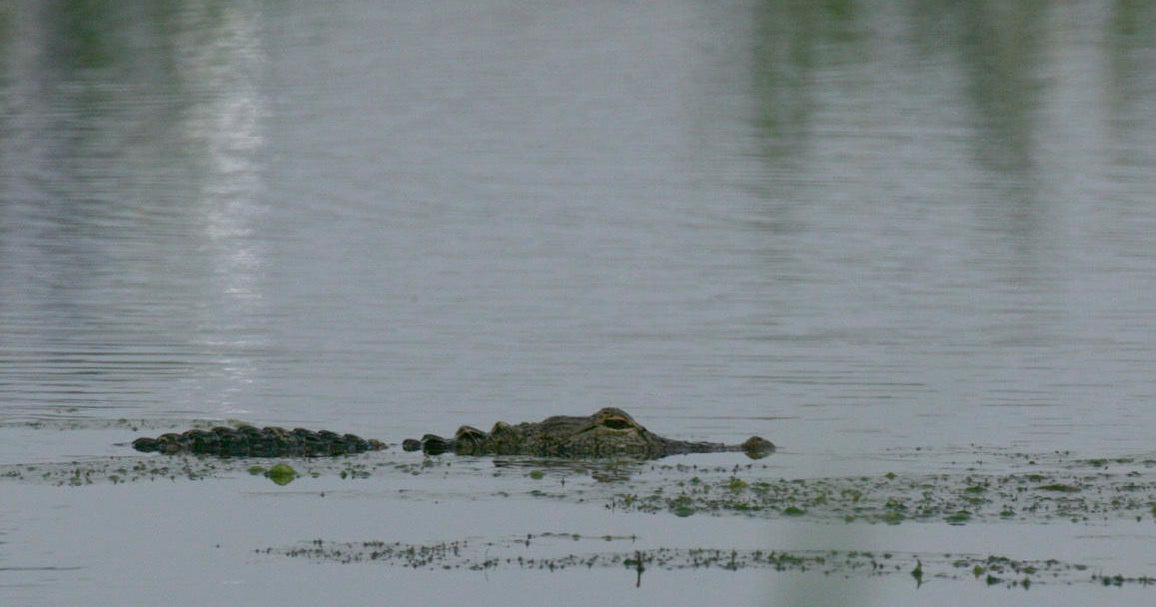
[699,1,1156,450]
[173,2,269,413]
[0,1,268,417]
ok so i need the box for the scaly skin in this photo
[402,408,774,459]
[132,425,386,457]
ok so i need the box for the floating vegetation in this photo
[258,534,1156,589]
[0,457,221,486]
[604,462,1156,524]
[7,431,1156,591]
[5,446,1156,526]
[0,416,236,432]
[0,453,430,487]
[265,463,298,485]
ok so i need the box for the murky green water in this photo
[3,1,1156,605]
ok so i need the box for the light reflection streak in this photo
[174,2,269,414]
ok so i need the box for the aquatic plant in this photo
[258,535,1156,589]
[266,463,297,485]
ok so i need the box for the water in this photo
[2,0,1156,605]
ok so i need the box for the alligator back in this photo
[132,425,386,457]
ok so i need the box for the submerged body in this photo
[132,425,386,457]
[131,409,773,459]
[402,407,774,459]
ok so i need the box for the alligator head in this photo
[402,407,774,460]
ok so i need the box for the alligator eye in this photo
[602,417,632,430]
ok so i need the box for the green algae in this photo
[0,416,252,434]
[7,446,1156,527]
[604,465,1156,524]
[258,534,1156,589]
[266,463,298,485]
[8,437,1156,590]
[0,452,415,487]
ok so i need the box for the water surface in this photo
[2,1,1156,605]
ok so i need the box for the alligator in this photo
[401,407,774,459]
[132,425,386,457]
